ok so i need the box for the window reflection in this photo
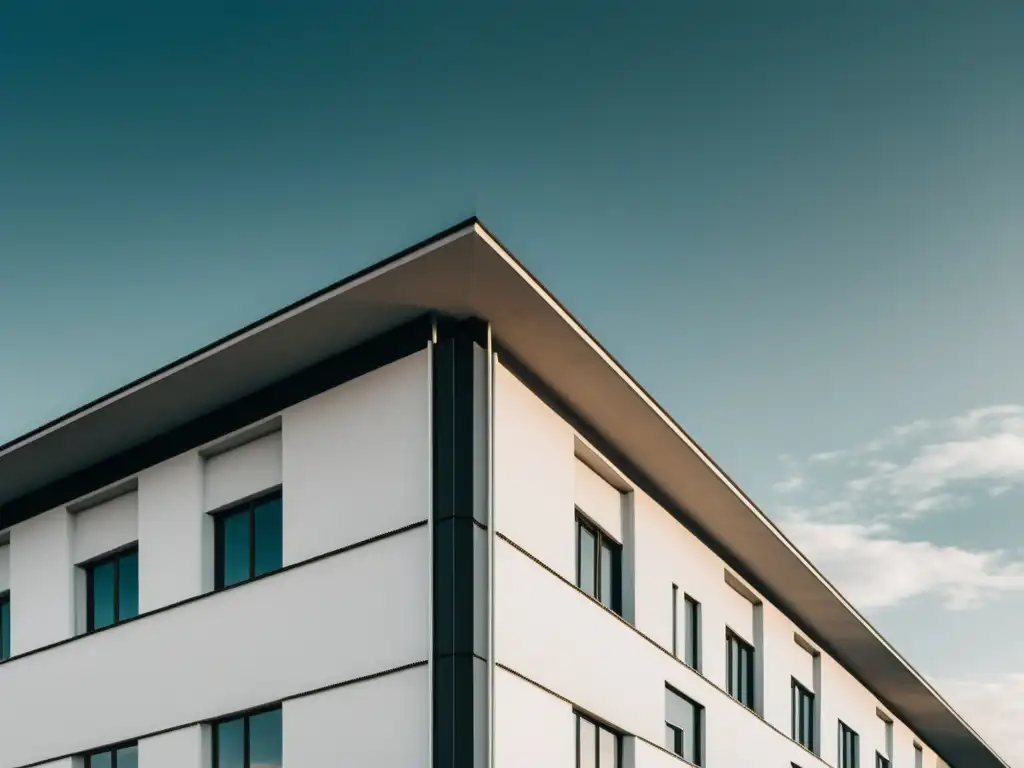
[86,547,138,632]
[214,707,282,768]
[215,491,283,590]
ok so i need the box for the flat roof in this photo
[0,219,1005,768]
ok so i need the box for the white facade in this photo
[0,351,431,768]
[492,361,949,768]
[0,224,991,768]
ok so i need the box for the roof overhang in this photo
[0,219,1006,768]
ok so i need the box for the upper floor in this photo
[0,220,1003,768]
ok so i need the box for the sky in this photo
[2,0,1023,762]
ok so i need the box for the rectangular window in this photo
[839,722,860,768]
[876,753,890,768]
[213,707,283,768]
[86,547,139,632]
[0,592,9,661]
[83,743,138,768]
[914,744,924,768]
[665,685,704,766]
[726,629,755,709]
[575,512,621,614]
[576,712,619,768]
[684,595,701,671]
[791,678,815,751]
[671,584,679,656]
[215,491,283,590]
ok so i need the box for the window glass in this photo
[116,745,138,768]
[250,708,283,768]
[684,596,701,670]
[216,717,246,768]
[253,496,283,578]
[666,686,703,765]
[0,597,9,660]
[87,752,113,768]
[118,551,139,622]
[599,541,614,609]
[578,716,597,768]
[222,510,252,588]
[91,560,117,630]
[578,524,596,598]
[598,727,617,768]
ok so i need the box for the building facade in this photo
[0,221,1007,768]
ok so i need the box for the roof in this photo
[0,218,1006,768]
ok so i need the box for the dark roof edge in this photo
[0,216,480,457]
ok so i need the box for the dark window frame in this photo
[838,721,860,768]
[83,741,138,768]
[665,684,704,767]
[791,677,815,751]
[726,628,756,709]
[671,583,679,656]
[574,510,622,615]
[213,489,283,590]
[574,710,621,768]
[85,544,139,633]
[876,753,891,768]
[212,704,283,768]
[684,594,701,672]
[0,591,9,661]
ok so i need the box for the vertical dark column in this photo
[433,319,484,768]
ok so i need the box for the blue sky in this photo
[2,1,1023,760]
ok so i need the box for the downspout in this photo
[487,324,496,768]
[427,317,437,765]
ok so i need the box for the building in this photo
[0,219,1007,768]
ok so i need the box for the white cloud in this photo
[810,450,846,462]
[783,403,1024,521]
[952,404,1024,433]
[931,673,1024,766]
[772,476,803,493]
[890,433,1024,494]
[781,518,1024,611]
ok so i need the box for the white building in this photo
[0,220,1007,768]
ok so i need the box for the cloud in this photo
[889,433,1024,494]
[809,450,846,462]
[931,673,1024,766]
[782,517,1024,611]
[778,404,1024,521]
[772,476,803,493]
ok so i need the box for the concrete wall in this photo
[281,351,429,564]
[0,350,430,768]
[493,360,947,768]
[284,665,428,767]
[0,525,428,768]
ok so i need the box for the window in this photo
[214,491,283,589]
[213,707,282,768]
[575,512,621,613]
[0,592,9,661]
[86,547,139,632]
[876,753,890,768]
[726,629,755,709]
[791,678,815,751]
[83,743,138,768]
[914,743,924,768]
[839,722,860,768]
[665,685,704,766]
[672,583,679,656]
[684,595,701,671]
[576,712,619,768]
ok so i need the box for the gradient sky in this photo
[2,1,1024,762]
